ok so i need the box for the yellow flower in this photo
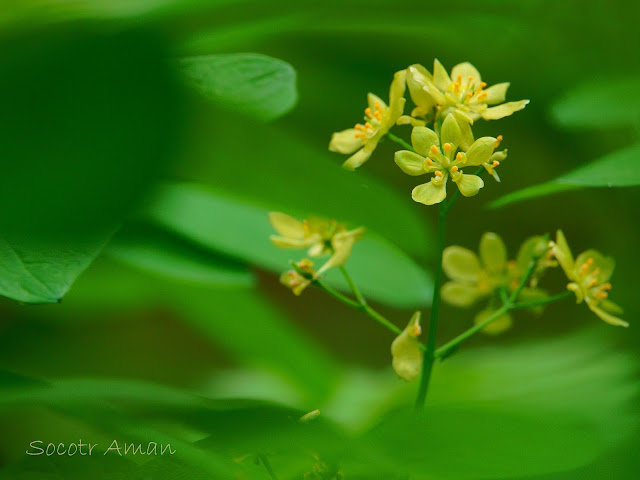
[280,269,312,296]
[269,212,365,277]
[391,311,423,382]
[407,60,529,150]
[441,233,550,334]
[329,70,406,170]
[551,230,628,327]
[394,114,506,205]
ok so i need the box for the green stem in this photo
[258,454,279,480]
[315,279,361,310]
[387,131,415,152]
[511,290,573,310]
[435,304,510,359]
[415,202,448,410]
[509,258,537,304]
[339,267,403,335]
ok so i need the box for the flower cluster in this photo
[442,231,627,333]
[330,59,527,205]
[268,212,365,295]
[441,233,551,334]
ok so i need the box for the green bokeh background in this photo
[1,1,639,478]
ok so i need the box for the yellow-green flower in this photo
[329,70,406,170]
[407,60,529,150]
[269,212,365,277]
[551,230,628,327]
[394,114,506,205]
[441,233,549,334]
[391,311,423,382]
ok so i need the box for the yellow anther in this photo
[354,123,365,131]
[374,101,380,109]
[450,165,458,173]
[600,292,608,299]
[412,323,422,336]
[480,81,487,88]
[492,160,500,168]
[588,279,598,288]
[374,111,382,120]
[468,75,473,82]
[603,283,612,290]
[497,135,503,142]
[592,267,601,277]
[426,158,434,165]
[456,152,463,161]
[479,91,488,99]
[466,92,473,98]
[365,122,372,129]
[354,132,365,139]
[580,263,589,275]
[434,171,443,178]
[457,74,462,82]
[364,107,372,116]
[443,143,452,151]
[430,145,439,154]
[587,257,594,265]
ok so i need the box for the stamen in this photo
[354,124,365,131]
[480,81,487,88]
[494,135,503,148]
[587,257,594,265]
[434,171,443,178]
[492,160,500,168]
[467,75,473,82]
[374,101,380,109]
[426,158,434,165]
[364,107,372,116]
[478,91,488,99]
[603,283,612,290]
[354,132,365,139]
[374,111,382,120]
[365,122,372,129]
[430,145,439,154]
[450,165,458,173]
[599,292,608,299]
[456,152,463,161]
[587,279,597,288]
[466,92,473,98]
[443,143,452,151]
[457,74,462,82]
[412,324,422,336]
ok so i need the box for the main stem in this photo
[415,203,448,410]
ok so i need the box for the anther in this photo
[374,111,382,120]
[480,81,487,88]
[430,145,439,154]
[434,171,443,177]
[497,135,503,142]
[587,257,594,265]
[457,74,462,82]
[451,165,458,173]
[364,107,372,116]
[492,160,500,168]
[466,92,473,98]
[456,152,464,161]
[468,75,473,82]
[588,279,598,288]
[443,143,452,151]
[412,324,422,336]
[426,159,433,165]
[365,122,372,129]
[374,101,380,109]
[354,132,365,138]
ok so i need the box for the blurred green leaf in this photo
[145,183,432,307]
[179,53,297,121]
[168,284,339,402]
[488,143,640,209]
[551,76,640,129]
[0,26,183,303]
[106,222,254,288]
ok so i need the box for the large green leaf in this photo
[0,26,183,303]
[488,143,640,209]
[144,183,433,307]
[179,53,297,121]
[106,222,254,288]
[551,76,640,129]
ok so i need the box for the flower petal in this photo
[587,300,629,327]
[451,62,482,85]
[479,232,507,274]
[388,69,407,123]
[411,126,439,156]
[465,137,497,166]
[329,128,363,154]
[395,150,428,176]
[454,174,484,197]
[483,82,510,105]
[270,235,314,249]
[433,59,450,91]
[601,299,624,315]
[368,92,388,112]
[575,249,615,283]
[406,64,435,113]
[481,100,529,120]
[342,148,372,170]
[391,311,423,382]
[440,113,462,150]
[269,212,305,238]
[474,309,512,336]
[552,230,575,279]
[441,281,481,307]
[412,179,447,205]
[443,246,482,283]
[397,115,426,127]
[453,113,475,151]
